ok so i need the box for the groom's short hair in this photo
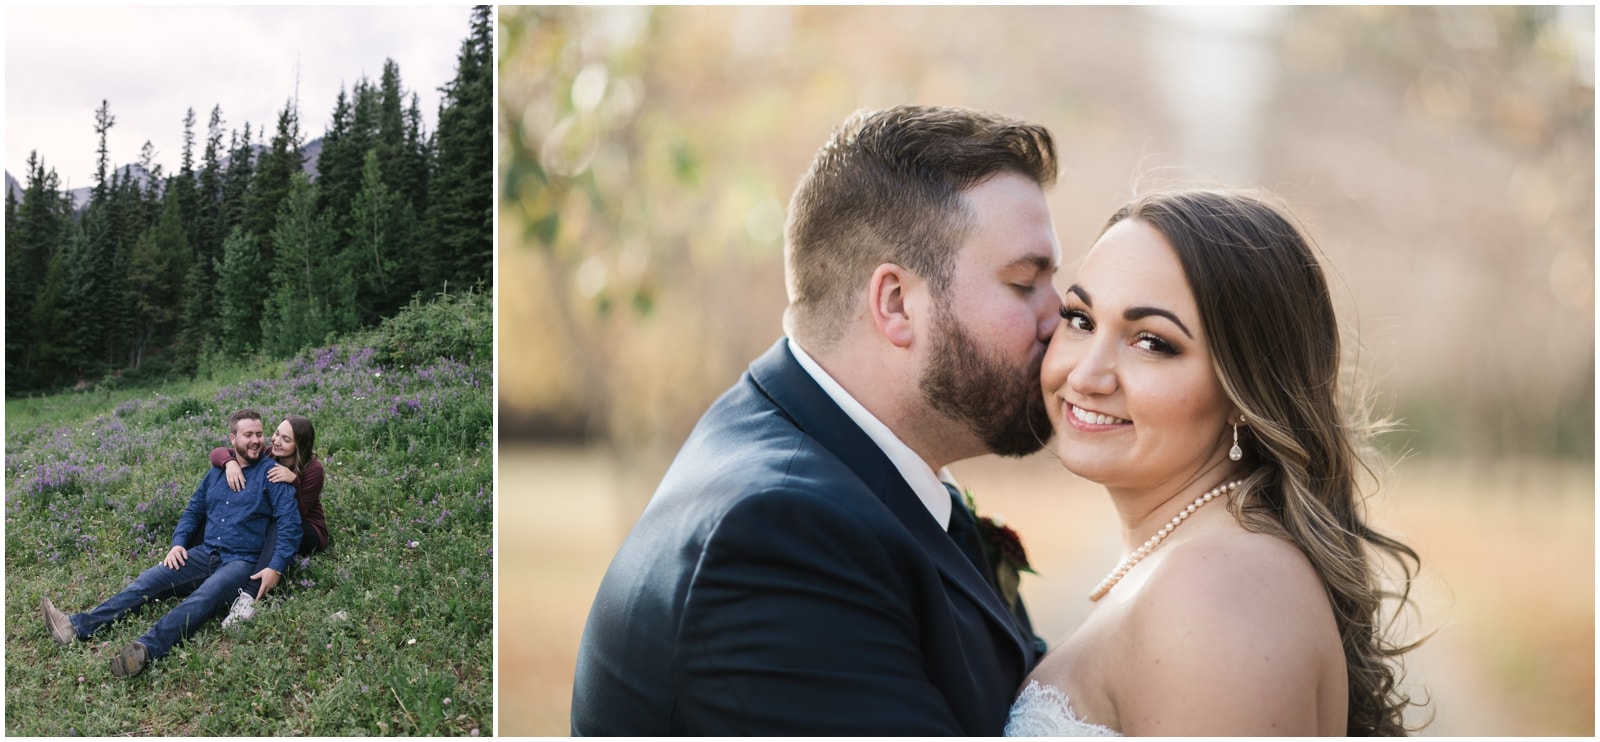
[229,408,262,434]
[782,105,1056,350]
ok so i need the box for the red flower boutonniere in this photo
[963,488,1035,613]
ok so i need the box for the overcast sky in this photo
[5,5,477,191]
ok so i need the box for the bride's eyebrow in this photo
[1125,306,1193,339]
[1067,284,1193,338]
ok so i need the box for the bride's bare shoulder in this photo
[1113,530,1342,734]
[1154,527,1327,605]
[1136,529,1337,640]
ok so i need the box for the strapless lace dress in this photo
[1004,680,1121,736]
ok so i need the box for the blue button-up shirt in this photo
[171,451,303,573]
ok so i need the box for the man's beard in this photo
[919,304,1051,458]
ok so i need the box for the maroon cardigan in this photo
[210,448,331,552]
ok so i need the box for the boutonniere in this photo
[962,488,1035,613]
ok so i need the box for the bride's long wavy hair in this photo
[1105,189,1423,735]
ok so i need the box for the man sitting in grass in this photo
[40,408,303,678]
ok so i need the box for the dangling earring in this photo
[1229,417,1244,461]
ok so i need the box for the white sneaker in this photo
[221,589,256,629]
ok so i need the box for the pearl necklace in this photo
[1088,480,1244,602]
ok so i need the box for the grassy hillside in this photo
[5,292,493,736]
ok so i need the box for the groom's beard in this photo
[919,304,1052,458]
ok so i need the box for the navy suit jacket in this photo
[571,339,1041,735]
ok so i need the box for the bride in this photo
[1007,189,1422,735]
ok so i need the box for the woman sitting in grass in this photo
[207,414,330,626]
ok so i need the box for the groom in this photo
[571,105,1063,735]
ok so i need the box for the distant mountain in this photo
[6,136,323,211]
[302,138,323,177]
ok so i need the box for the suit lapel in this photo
[747,339,1033,668]
[881,479,1034,668]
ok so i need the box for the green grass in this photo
[5,295,493,736]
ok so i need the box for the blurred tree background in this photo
[498,6,1593,735]
[501,5,1592,460]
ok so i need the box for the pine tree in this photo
[247,100,305,265]
[181,107,197,176]
[105,166,154,370]
[197,105,226,251]
[215,227,265,358]
[178,106,230,374]
[173,107,202,248]
[349,78,380,160]
[59,206,113,380]
[6,152,71,388]
[57,102,138,378]
[221,123,256,235]
[377,59,408,194]
[92,100,115,202]
[136,140,166,224]
[30,217,76,386]
[316,87,361,222]
[263,173,347,356]
[4,185,15,252]
[347,148,418,322]
[176,260,216,374]
[128,194,191,368]
[182,121,260,370]
[3,183,19,385]
[402,93,432,214]
[4,177,15,232]
[426,5,493,292]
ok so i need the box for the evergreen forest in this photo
[5,5,493,395]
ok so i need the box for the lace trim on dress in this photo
[1004,680,1121,737]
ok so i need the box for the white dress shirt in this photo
[787,338,957,530]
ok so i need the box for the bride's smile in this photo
[1065,404,1129,429]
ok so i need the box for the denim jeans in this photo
[69,544,255,660]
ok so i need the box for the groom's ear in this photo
[869,262,918,349]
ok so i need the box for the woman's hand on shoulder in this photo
[1115,537,1338,735]
[225,460,245,491]
[268,464,299,485]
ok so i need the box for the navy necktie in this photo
[944,483,992,578]
[945,484,1049,658]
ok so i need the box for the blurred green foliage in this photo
[499,6,793,448]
